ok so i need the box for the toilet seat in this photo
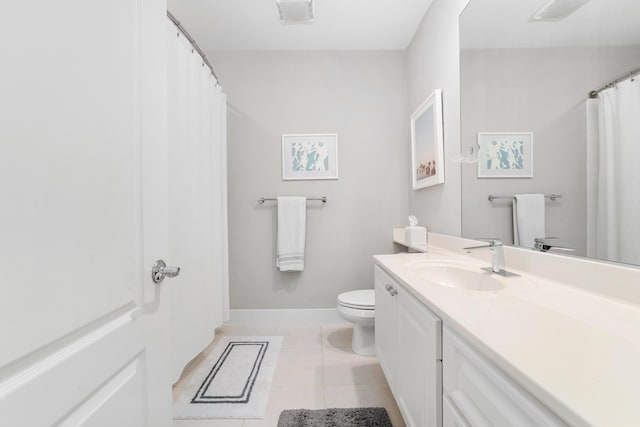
[337,290,375,310]
[339,301,375,310]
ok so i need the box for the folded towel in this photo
[276,197,306,271]
[513,194,546,248]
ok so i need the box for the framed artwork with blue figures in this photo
[477,132,533,178]
[281,134,339,180]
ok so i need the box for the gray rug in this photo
[277,407,393,427]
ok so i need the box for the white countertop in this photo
[375,246,640,427]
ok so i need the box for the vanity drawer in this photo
[443,394,472,427]
[443,327,568,427]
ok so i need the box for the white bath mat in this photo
[173,336,283,419]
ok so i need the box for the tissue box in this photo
[405,226,427,246]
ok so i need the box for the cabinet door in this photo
[443,328,568,427]
[374,265,398,392]
[396,287,442,427]
[444,395,472,427]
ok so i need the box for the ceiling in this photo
[167,0,434,51]
[461,0,640,49]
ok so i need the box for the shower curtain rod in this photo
[589,66,640,98]
[167,11,221,86]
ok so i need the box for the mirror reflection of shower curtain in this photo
[587,78,640,265]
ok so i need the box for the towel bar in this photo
[488,194,561,202]
[258,196,327,204]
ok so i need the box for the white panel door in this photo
[0,0,171,425]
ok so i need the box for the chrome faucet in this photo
[533,237,576,253]
[463,239,519,277]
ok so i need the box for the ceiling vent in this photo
[531,0,591,22]
[276,0,315,24]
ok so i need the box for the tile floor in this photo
[172,323,405,427]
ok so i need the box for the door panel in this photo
[65,359,146,427]
[0,311,143,425]
[0,0,142,368]
[0,0,171,425]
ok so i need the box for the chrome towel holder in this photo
[488,194,562,202]
[258,196,327,204]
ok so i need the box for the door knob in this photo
[152,259,181,284]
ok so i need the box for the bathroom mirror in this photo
[460,0,640,266]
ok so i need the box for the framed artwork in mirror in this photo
[477,132,533,178]
[411,89,444,189]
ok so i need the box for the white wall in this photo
[460,46,640,254]
[210,51,409,309]
[405,0,470,236]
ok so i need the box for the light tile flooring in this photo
[172,323,405,427]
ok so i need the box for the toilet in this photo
[336,289,375,356]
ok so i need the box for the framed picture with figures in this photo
[281,134,339,180]
[411,89,444,189]
[477,132,533,178]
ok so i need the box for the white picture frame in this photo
[411,89,445,190]
[477,132,533,178]
[281,134,339,180]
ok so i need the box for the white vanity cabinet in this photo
[375,265,442,427]
[443,327,568,427]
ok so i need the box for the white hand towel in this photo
[513,194,546,248]
[276,197,306,271]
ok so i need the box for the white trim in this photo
[228,309,343,324]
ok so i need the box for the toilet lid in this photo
[338,289,375,310]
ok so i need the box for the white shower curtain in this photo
[587,78,640,265]
[167,18,229,382]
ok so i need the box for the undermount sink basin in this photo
[407,260,505,291]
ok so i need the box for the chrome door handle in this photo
[152,259,181,284]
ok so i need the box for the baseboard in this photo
[228,308,343,324]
